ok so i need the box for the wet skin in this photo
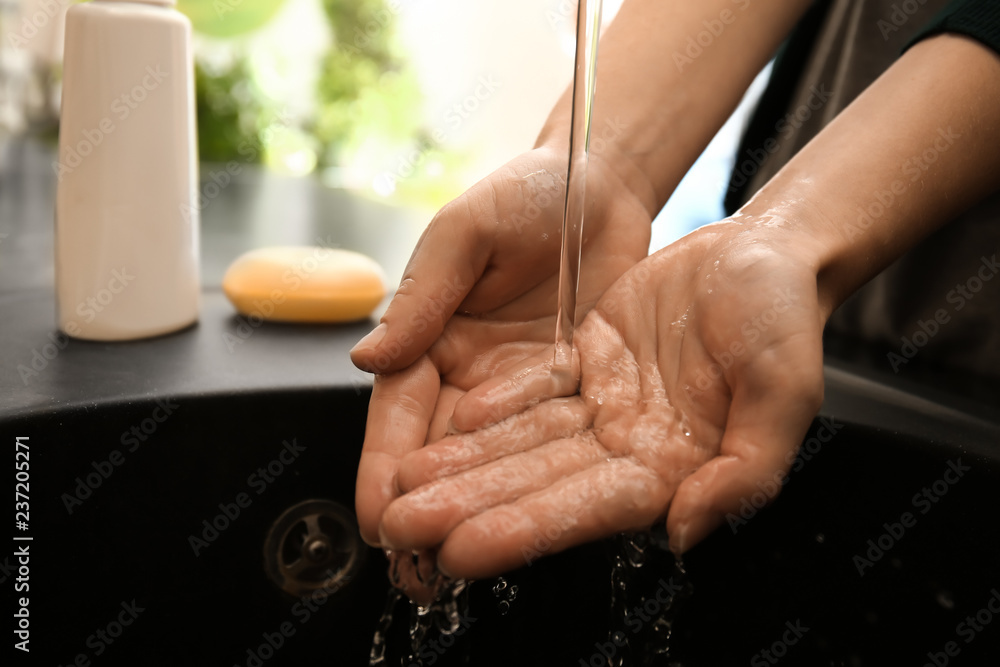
[352,25,1000,592]
[379,220,825,580]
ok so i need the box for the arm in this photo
[351,0,815,552]
[742,32,1000,317]
[537,0,814,218]
[377,33,1000,575]
[350,0,813,372]
[669,32,1000,552]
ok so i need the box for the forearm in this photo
[737,34,1000,317]
[536,0,813,217]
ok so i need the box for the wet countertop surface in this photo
[0,138,426,417]
[2,137,999,452]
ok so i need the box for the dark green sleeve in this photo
[905,0,1000,55]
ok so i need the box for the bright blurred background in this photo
[0,0,767,250]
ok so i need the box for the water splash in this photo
[605,528,692,666]
[492,577,519,616]
[368,587,403,667]
[369,554,471,667]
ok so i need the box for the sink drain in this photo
[263,499,366,597]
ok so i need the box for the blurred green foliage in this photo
[183,0,465,206]
[177,0,287,38]
[195,58,266,164]
[314,0,422,167]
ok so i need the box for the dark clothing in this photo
[725,0,1000,378]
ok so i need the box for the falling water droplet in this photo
[371,553,471,667]
[368,587,403,666]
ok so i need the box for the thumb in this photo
[350,207,488,373]
[666,352,823,554]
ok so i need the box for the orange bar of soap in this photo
[222,246,387,322]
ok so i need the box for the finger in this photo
[426,316,552,389]
[350,203,489,374]
[387,549,441,607]
[666,343,824,554]
[436,457,672,580]
[395,397,592,493]
[449,345,580,432]
[355,355,440,546]
[426,384,464,444]
[382,433,609,551]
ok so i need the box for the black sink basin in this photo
[3,141,998,665]
[4,362,1000,666]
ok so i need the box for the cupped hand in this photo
[377,219,827,579]
[352,146,653,554]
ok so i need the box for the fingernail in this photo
[669,513,723,555]
[668,525,689,556]
[350,322,387,356]
[437,560,454,580]
[378,522,398,550]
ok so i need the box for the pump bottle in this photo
[56,0,199,340]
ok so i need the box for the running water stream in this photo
[554,0,603,373]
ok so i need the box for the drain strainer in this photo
[263,499,366,597]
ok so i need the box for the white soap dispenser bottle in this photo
[55,0,199,341]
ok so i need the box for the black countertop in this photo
[0,138,425,417]
[2,137,999,452]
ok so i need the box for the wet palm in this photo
[352,146,652,558]
[378,221,827,579]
